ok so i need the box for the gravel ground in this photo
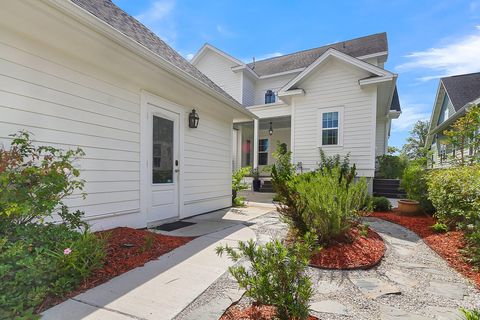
[175,212,480,320]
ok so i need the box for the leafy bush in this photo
[372,196,392,212]
[431,222,448,233]
[232,166,250,206]
[318,149,356,185]
[376,154,407,179]
[460,308,480,320]
[427,165,480,226]
[401,162,434,213]
[216,233,319,320]
[0,131,85,225]
[0,223,106,319]
[463,229,480,267]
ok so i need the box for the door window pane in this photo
[258,138,269,165]
[153,115,174,184]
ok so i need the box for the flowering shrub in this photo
[0,131,85,225]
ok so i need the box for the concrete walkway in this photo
[42,206,271,320]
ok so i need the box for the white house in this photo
[191,33,401,186]
[0,0,254,230]
[425,72,480,168]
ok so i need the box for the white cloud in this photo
[396,26,480,81]
[135,0,177,44]
[391,104,431,132]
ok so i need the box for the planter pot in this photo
[398,199,421,216]
[252,179,261,192]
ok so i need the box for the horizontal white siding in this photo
[0,40,142,227]
[242,74,256,106]
[253,73,300,105]
[293,59,376,177]
[194,50,242,103]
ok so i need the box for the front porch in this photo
[233,115,291,172]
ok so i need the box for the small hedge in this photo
[401,163,434,213]
[372,196,392,212]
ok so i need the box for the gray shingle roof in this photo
[71,0,240,105]
[390,87,401,112]
[441,72,480,111]
[246,33,388,76]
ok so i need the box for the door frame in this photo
[140,91,185,226]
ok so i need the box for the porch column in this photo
[253,119,259,169]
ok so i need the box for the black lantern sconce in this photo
[269,121,273,136]
[189,109,199,128]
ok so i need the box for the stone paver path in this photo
[176,213,480,320]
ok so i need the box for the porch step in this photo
[259,180,274,193]
[373,178,406,199]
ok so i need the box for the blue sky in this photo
[113,0,480,148]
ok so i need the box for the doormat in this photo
[154,221,196,232]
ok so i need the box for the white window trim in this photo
[317,106,344,147]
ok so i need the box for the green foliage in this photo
[290,168,369,243]
[427,165,480,226]
[443,105,480,166]
[372,196,392,212]
[376,154,407,179]
[460,308,480,320]
[401,162,434,213]
[318,149,356,185]
[216,233,319,320]
[463,228,480,267]
[431,222,448,233]
[0,131,85,225]
[401,120,430,160]
[0,223,106,319]
[232,166,250,207]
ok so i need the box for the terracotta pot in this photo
[398,199,421,216]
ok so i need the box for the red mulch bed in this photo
[309,227,385,270]
[39,227,194,312]
[369,211,480,288]
[220,303,318,320]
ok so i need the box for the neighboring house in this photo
[192,33,401,186]
[425,72,480,168]
[0,0,254,230]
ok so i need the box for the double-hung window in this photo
[319,107,343,146]
[258,139,269,165]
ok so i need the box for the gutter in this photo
[428,99,480,136]
[45,0,257,119]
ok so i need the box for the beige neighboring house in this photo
[0,0,255,230]
[191,33,401,187]
[425,72,480,168]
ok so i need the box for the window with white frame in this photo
[258,139,269,165]
[320,108,343,146]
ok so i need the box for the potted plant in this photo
[397,199,421,215]
[251,167,261,192]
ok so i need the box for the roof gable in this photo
[71,0,240,106]
[247,33,388,76]
[191,43,244,67]
[441,72,480,111]
[278,48,394,95]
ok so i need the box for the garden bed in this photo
[220,302,319,320]
[309,226,385,270]
[369,211,480,288]
[40,227,194,312]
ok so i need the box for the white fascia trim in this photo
[277,89,305,97]
[258,68,306,79]
[425,82,446,147]
[191,43,245,66]
[278,48,394,94]
[47,0,256,119]
[359,74,396,86]
[231,64,259,79]
[356,51,388,61]
[388,110,401,119]
[247,102,287,110]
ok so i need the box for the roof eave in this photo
[50,0,256,119]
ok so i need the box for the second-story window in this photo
[265,90,275,104]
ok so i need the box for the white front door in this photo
[147,103,180,223]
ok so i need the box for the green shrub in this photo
[216,233,319,320]
[401,163,434,213]
[372,196,392,212]
[318,149,356,185]
[427,165,480,226]
[463,229,480,267]
[376,154,407,179]
[460,308,480,320]
[0,223,106,319]
[0,131,85,225]
[232,166,250,206]
[431,222,448,233]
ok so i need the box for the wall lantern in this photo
[189,109,199,128]
[269,121,273,135]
